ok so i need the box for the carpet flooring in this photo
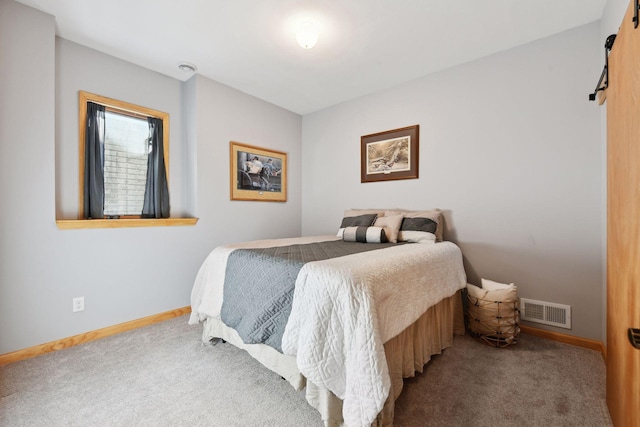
[0,315,612,426]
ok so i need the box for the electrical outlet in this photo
[73,297,84,312]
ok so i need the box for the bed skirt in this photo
[201,290,465,427]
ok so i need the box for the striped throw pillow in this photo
[341,226,388,243]
[337,213,378,237]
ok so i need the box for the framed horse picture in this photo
[230,141,287,202]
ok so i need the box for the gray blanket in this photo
[220,239,400,352]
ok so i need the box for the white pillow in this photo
[481,278,517,292]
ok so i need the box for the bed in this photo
[189,209,467,427]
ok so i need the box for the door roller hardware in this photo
[628,328,640,349]
[589,34,617,101]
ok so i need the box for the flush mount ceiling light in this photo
[296,21,318,49]
[178,62,197,73]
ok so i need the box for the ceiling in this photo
[17,0,607,115]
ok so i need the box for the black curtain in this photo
[141,117,170,218]
[84,102,105,219]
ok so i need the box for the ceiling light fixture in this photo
[296,21,318,49]
[178,62,197,73]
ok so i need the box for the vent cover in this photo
[520,298,571,329]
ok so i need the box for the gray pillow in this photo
[340,213,378,228]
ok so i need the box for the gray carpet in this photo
[393,332,612,427]
[0,316,612,427]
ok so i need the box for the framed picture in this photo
[361,125,419,183]
[230,141,287,202]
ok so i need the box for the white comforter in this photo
[190,236,466,427]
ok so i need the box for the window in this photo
[78,91,170,220]
[103,110,150,216]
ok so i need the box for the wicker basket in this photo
[467,291,520,348]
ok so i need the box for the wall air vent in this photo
[520,298,571,329]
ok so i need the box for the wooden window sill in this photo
[55,218,198,230]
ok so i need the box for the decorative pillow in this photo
[391,209,443,243]
[336,213,378,237]
[340,213,378,228]
[342,226,388,243]
[373,214,404,243]
[340,209,445,241]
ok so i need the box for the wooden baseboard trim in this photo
[0,306,191,366]
[1,310,606,366]
[520,325,606,359]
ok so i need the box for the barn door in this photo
[606,1,640,425]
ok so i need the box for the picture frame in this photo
[361,125,419,183]
[230,141,287,202]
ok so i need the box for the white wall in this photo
[189,75,303,247]
[301,23,604,340]
[0,0,301,355]
[55,39,187,217]
[0,0,57,354]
